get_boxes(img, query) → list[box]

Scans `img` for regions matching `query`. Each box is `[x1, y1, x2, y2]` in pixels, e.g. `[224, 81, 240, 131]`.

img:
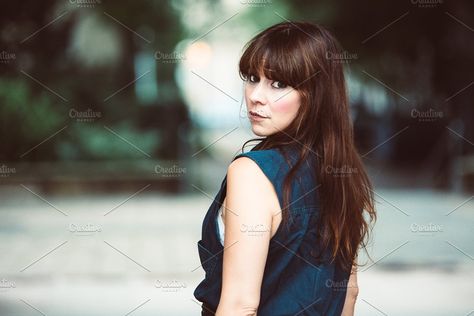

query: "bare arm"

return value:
[215, 157, 275, 316]
[341, 264, 359, 316]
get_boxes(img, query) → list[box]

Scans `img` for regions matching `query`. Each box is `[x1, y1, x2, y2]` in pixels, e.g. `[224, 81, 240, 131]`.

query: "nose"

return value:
[248, 81, 267, 105]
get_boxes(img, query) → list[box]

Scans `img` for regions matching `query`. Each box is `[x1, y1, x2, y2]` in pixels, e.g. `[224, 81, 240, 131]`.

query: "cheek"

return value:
[271, 92, 301, 116]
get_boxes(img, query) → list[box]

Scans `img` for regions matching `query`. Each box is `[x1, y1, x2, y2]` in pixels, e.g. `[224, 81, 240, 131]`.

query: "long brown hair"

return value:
[238, 21, 376, 272]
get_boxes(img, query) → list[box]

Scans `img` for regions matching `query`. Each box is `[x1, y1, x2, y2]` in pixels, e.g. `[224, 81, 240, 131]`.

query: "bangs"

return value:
[239, 28, 310, 88]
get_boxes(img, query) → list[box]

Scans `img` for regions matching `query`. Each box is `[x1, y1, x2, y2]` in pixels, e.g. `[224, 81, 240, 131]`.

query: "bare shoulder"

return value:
[227, 157, 267, 185]
[225, 156, 283, 239]
[227, 156, 281, 217]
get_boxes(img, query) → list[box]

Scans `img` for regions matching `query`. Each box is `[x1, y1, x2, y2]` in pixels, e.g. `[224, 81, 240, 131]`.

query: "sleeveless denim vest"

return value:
[194, 144, 350, 316]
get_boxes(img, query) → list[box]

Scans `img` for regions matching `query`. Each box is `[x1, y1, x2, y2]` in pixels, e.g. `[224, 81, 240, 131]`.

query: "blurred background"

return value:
[0, 0, 473, 315]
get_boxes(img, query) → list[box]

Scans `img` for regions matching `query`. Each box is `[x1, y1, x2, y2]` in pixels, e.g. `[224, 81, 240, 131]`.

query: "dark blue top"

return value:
[194, 144, 350, 315]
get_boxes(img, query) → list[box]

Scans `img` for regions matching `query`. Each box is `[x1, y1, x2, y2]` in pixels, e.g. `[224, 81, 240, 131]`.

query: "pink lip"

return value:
[249, 115, 266, 122]
[249, 111, 269, 122]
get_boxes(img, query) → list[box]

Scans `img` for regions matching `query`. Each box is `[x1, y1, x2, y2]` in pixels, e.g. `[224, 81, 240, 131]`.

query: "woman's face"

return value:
[244, 72, 301, 136]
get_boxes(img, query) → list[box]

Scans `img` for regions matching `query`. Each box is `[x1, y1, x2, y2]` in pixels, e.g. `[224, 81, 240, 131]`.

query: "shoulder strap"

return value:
[229, 147, 319, 211]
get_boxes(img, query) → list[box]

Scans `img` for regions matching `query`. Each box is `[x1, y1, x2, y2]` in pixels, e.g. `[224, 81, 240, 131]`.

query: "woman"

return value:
[194, 21, 376, 316]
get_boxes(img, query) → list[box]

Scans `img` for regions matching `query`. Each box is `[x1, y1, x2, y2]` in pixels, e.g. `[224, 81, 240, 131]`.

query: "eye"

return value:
[249, 74, 259, 83]
[271, 81, 288, 89]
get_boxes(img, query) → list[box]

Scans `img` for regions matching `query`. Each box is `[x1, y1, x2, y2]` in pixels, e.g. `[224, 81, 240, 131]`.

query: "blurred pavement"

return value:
[0, 184, 473, 315]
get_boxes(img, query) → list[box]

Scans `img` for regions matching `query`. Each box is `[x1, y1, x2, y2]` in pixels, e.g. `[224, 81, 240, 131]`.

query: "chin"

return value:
[250, 126, 267, 137]
[251, 126, 274, 137]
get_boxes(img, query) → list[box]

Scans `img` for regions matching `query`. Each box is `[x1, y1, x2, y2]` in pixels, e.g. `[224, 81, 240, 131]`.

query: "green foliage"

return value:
[58, 123, 160, 160]
[0, 78, 63, 161]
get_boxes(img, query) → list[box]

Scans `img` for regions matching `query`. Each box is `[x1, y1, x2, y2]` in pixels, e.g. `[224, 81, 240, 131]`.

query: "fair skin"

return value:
[215, 72, 358, 315]
[244, 72, 301, 137]
[341, 264, 359, 316]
